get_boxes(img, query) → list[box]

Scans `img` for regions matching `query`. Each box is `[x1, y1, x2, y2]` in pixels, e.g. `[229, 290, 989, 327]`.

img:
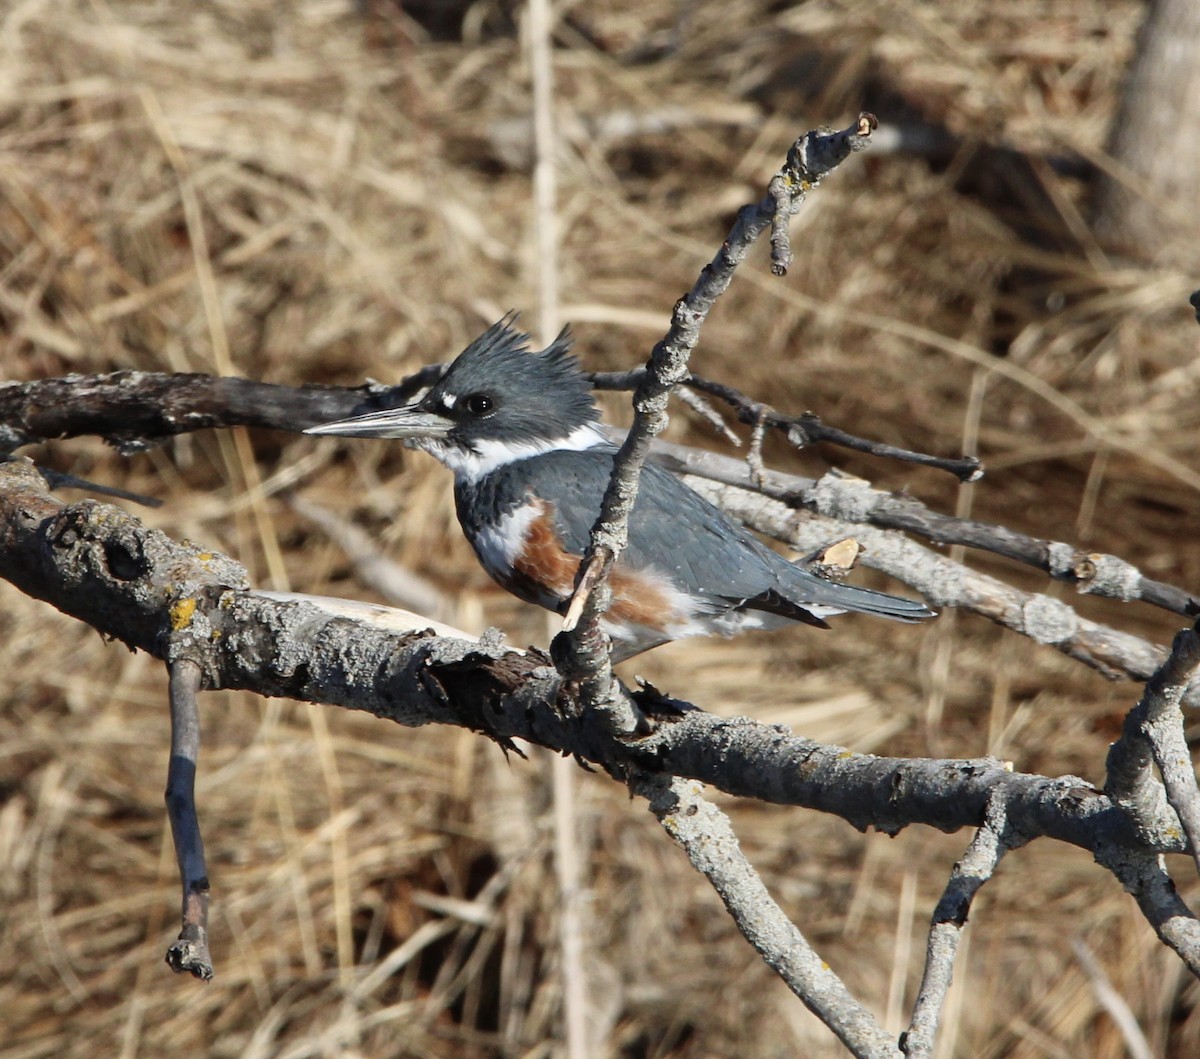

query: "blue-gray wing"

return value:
[470, 448, 930, 624]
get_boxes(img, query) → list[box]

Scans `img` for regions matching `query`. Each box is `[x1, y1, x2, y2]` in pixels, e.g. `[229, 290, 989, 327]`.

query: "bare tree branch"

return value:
[641, 711, 1167, 856]
[4, 450, 1200, 1043]
[557, 114, 882, 736]
[767, 114, 879, 277]
[5, 372, 1190, 624]
[0, 456, 1179, 861]
[1106, 624, 1200, 870]
[647, 439, 1195, 617]
[636, 774, 901, 1059]
[589, 367, 981, 480]
[1095, 846, 1200, 977]
[902, 795, 1027, 1057]
[685, 474, 1198, 702]
[0, 457, 1172, 857]
[0, 372, 369, 455]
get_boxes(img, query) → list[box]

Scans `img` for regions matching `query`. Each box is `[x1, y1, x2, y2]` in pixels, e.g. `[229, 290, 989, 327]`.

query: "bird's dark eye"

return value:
[464, 393, 494, 416]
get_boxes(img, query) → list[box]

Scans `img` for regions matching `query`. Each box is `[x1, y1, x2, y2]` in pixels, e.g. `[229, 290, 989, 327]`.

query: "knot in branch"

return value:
[1021, 595, 1080, 646]
[809, 472, 880, 522]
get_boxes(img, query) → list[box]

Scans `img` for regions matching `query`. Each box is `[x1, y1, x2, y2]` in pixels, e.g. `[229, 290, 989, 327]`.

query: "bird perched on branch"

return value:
[307, 318, 933, 659]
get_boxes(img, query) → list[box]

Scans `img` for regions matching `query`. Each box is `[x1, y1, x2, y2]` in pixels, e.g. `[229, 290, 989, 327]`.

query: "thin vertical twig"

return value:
[163, 659, 213, 979]
[902, 795, 1023, 1057]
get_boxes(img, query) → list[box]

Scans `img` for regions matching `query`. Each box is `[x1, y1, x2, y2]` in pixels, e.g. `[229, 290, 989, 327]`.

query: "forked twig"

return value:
[589, 369, 982, 481]
[684, 373, 982, 482]
[1105, 621, 1200, 872]
[767, 113, 879, 276]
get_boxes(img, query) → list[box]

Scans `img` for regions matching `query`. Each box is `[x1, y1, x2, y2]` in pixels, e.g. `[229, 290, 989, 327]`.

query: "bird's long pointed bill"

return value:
[304, 405, 453, 440]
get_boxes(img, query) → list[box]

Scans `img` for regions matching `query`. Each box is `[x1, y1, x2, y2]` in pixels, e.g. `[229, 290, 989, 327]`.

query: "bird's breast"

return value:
[468, 496, 695, 632]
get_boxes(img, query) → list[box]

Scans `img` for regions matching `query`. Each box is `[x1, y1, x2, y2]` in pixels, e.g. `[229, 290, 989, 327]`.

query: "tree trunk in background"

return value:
[1093, 0, 1200, 265]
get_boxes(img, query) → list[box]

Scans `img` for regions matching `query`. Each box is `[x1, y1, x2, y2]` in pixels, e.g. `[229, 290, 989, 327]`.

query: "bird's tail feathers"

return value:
[778, 570, 934, 624]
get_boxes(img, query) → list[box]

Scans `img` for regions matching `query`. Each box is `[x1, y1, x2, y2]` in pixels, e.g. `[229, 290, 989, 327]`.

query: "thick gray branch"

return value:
[0, 371, 402, 455]
[1096, 846, 1200, 976]
[639, 711, 1170, 856]
[0, 456, 1177, 862]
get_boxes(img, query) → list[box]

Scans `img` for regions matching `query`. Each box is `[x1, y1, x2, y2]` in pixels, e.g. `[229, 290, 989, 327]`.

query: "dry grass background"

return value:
[1, 1, 1199, 1056]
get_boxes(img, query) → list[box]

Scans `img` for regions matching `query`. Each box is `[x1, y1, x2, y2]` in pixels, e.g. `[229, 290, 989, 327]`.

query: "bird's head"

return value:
[306, 316, 604, 479]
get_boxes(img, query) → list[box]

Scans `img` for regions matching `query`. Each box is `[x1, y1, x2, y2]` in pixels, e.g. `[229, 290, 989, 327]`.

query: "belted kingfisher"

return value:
[306, 318, 933, 659]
